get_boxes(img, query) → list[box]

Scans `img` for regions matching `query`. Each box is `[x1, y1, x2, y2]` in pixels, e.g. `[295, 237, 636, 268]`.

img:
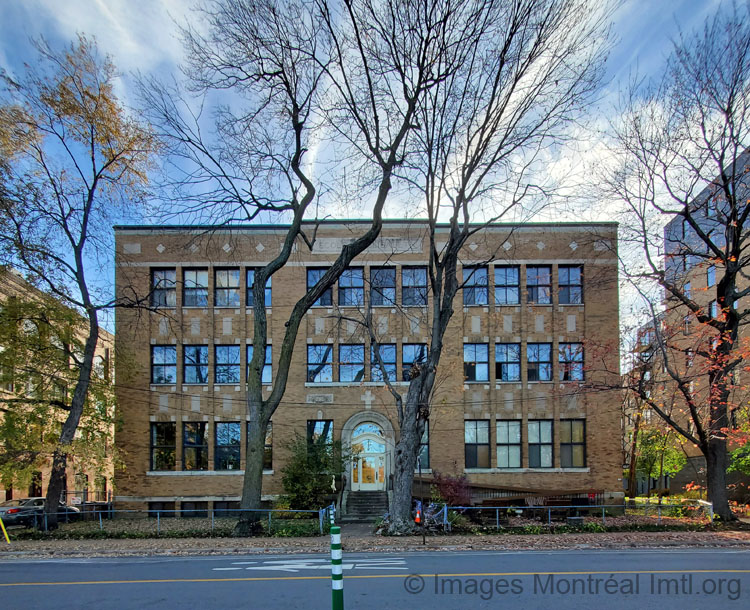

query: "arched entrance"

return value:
[342, 411, 395, 495]
[351, 423, 386, 491]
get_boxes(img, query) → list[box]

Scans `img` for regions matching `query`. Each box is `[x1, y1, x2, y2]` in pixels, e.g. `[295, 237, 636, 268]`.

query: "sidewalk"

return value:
[2, 529, 750, 560]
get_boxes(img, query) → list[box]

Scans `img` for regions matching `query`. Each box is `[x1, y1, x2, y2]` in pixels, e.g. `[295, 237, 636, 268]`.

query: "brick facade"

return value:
[114, 221, 623, 510]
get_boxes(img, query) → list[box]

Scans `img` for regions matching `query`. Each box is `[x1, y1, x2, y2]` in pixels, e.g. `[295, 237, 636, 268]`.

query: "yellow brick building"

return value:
[113, 220, 622, 513]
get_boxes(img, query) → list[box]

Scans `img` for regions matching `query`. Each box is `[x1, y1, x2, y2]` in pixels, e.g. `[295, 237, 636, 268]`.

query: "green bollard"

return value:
[330, 525, 343, 609]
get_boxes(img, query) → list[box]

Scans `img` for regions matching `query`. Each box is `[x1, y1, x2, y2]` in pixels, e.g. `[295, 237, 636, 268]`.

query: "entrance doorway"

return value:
[351, 423, 386, 491]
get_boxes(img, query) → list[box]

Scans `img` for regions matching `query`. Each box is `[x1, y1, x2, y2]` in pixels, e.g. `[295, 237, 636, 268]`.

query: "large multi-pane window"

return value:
[151, 345, 177, 384]
[528, 420, 553, 468]
[560, 419, 586, 467]
[402, 343, 428, 381]
[463, 266, 488, 306]
[526, 265, 551, 304]
[307, 344, 333, 383]
[371, 343, 397, 382]
[247, 422, 273, 470]
[150, 422, 176, 470]
[465, 420, 490, 468]
[215, 422, 241, 470]
[307, 420, 333, 446]
[183, 422, 208, 470]
[215, 345, 241, 384]
[496, 420, 521, 468]
[338, 268, 364, 306]
[494, 266, 520, 305]
[183, 345, 208, 384]
[559, 343, 584, 381]
[151, 268, 176, 307]
[339, 344, 365, 382]
[418, 425, 430, 469]
[183, 268, 208, 307]
[247, 344, 273, 384]
[307, 268, 333, 307]
[527, 343, 552, 381]
[402, 266, 428, 306]
[495, 343, 521, 382]
[558, 265, 583, 304]
[215, 268, 240, 308]
[370, 267, 396, 306]
[246, 268, 272, 307]
[464, 343, 489, 382]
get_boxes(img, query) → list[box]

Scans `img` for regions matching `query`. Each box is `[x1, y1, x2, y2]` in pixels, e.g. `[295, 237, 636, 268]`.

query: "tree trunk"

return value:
[235, 405, 268, 536]
[627, 410, 642, 498]
[44, 313, 99, 529]
[705, 435, 733, 521]
[388, 402, 422, 534]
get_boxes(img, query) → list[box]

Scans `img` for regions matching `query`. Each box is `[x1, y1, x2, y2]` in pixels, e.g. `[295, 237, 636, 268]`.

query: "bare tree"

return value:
[333, 0, 612, 532]
[0, 36, 157, 526]
[140, 0, 484, 533]
[602, 4, 750, 520]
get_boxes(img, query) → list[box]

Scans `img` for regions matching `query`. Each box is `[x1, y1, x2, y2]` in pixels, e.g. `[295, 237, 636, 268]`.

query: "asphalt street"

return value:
[1, 548, 748, 609]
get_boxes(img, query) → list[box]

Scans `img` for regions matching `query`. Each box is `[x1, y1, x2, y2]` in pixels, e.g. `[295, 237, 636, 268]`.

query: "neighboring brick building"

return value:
[113, 220, 622, 513]
[0, 266, 115, 503]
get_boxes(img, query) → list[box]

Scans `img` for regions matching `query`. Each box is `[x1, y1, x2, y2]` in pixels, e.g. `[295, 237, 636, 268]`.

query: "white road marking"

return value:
[212, 556, 408, 573]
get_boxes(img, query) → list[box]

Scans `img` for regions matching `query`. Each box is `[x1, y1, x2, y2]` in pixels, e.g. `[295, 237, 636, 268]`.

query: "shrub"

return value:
[431, 471, 471, 506]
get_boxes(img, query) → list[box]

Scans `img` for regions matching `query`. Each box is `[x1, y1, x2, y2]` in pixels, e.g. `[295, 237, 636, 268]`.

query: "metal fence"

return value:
[24, 504, 337, 536]
[430, 500, 714, 532]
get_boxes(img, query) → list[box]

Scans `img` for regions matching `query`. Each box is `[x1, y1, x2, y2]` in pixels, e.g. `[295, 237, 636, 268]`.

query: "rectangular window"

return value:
[560, 419, 586, 467]
[247, 422, 273, 470]
[495, 343, 521, 382]
[183, 422, 208, 471]
[215, 345, 241, 384]
[707, 265, 716, 287]
[151, 345, 177, 384]
[214, 268, 240, 308]
[183, 268, 208, 307]
[528, 420, 553, 468]
[371, 343, 397, 382]
[494, 266, 519, 305]
[338, 268, 364, 307]
[339, 344, 365, 382]
[402, 266, 428, 306]
[370, 267, 396, 306]
[684, 281, 692, 299]
[558, 265, 583, 304]
[307, 420, 333, 446]
[307, 344, 333, 383]
[559, 343, 584, 381]
[527, 343, 552, 381]
[709, 300, 718, 318]
[496, 420, 521, 468]
[307, 268, 333, 307]
[215, 422, 241, 470]
[151, 268, 176, 307]
[418, 425, 430, 469]
[464, 343, 489, 382]
[246, 268, 272, 307]
[150, 422, 176, 470]
[183, 345, 208, 384]
[247, 344, 272, 384]
[463, 266, 488, 306]
[402, 343, 428, 381]
[464, 420, 490, 468]
[527, 266, 551, 304]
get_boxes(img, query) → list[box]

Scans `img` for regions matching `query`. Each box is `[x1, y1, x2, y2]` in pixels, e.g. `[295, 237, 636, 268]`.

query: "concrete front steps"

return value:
[341, 491, 389, 523]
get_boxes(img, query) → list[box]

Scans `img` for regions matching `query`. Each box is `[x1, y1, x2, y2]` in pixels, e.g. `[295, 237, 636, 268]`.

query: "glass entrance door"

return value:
[351, 423, 386, 491]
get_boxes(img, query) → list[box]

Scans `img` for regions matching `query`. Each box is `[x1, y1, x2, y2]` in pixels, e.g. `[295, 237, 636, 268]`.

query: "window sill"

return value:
[245, 307, 272, 312]
[414, 468, 432, 474]
[495, 380, 521, 385]
[147, 470, 274, 476]
[493, 303, 520, 307]
[526, 303, 552, 307]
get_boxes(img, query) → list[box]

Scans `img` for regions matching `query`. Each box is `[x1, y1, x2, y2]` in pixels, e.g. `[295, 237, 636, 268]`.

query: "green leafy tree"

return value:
[0, 292, 115, 495]
[635, 426, 687, 497]
[280, 434, 350, 510]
